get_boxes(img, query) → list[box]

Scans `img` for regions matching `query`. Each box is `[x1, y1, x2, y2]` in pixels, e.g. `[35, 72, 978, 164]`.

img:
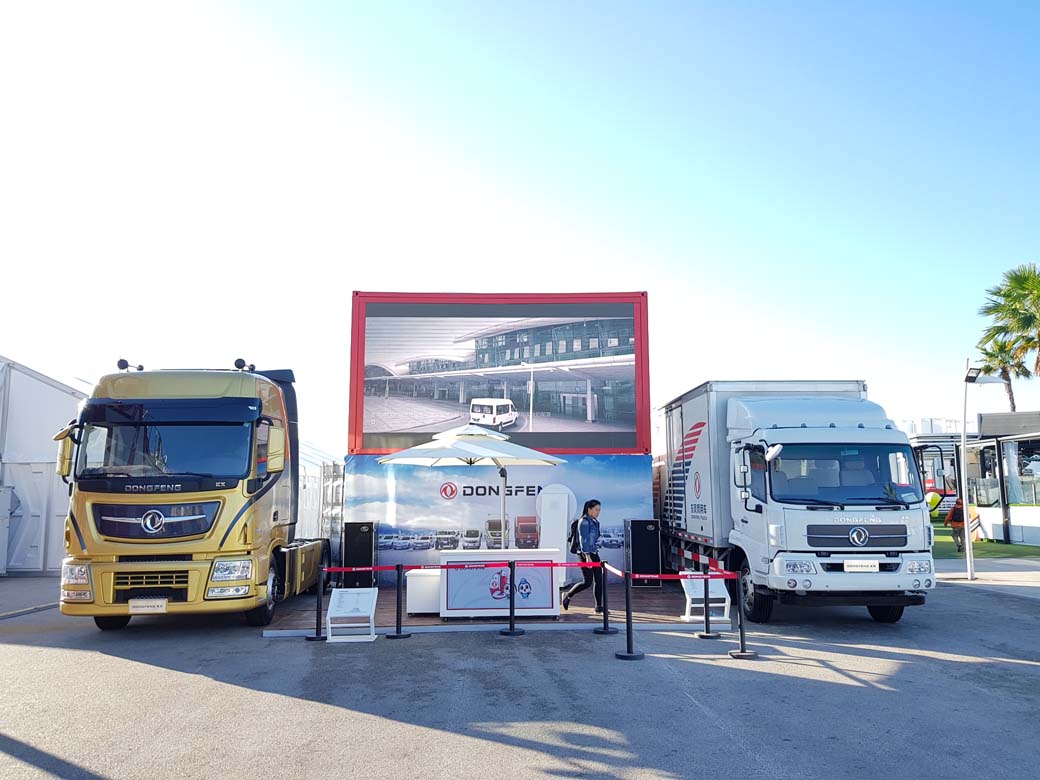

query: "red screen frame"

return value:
[348, 291, 650, 455]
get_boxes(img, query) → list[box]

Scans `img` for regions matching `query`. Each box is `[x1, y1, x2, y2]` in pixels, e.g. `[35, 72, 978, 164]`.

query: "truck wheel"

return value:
[94, 616, 131, 631]
[246, 560, 282, 627]
[739, 560, 773, 624]
[867, 605, 904, 623]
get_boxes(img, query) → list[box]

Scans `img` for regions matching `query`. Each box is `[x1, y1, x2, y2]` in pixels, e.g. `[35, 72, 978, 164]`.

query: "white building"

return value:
[0, 356, 87, 574]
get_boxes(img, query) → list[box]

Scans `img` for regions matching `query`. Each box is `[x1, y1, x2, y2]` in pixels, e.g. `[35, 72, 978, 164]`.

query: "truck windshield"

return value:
[769, 443, 924, 506]
[76, 422, 253, 478]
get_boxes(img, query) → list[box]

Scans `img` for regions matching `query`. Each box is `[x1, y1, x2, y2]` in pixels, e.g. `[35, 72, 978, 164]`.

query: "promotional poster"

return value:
[345, 454, 654, 584]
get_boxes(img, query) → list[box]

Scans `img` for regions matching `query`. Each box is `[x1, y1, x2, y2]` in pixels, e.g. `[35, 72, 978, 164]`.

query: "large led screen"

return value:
[349, 293, 650, 454]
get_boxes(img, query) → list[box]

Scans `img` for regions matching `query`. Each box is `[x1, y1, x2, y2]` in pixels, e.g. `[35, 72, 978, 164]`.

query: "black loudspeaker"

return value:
[625, 519, 661, 588]
[341, 522, 375, 588]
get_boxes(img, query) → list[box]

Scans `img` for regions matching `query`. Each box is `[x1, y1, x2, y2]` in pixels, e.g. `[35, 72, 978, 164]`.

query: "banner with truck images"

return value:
[344, 454, 653, 584]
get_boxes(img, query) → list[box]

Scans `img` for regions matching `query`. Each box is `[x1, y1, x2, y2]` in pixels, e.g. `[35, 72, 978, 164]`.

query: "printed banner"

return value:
[344, 454, 653, 584]
[444, 561, 554, 611]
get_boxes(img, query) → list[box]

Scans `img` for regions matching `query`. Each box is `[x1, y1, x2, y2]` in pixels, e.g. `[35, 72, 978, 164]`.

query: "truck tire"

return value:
[246, 558, 282, 627]
[94, 616, 131, 631]
[739, 559, 774, 624]
[867, 605, 904, 623]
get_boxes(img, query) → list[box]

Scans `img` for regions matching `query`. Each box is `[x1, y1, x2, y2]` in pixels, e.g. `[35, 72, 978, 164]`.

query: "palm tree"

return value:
[979, 262, 1040, 372]
[977, 337, 1031, 412]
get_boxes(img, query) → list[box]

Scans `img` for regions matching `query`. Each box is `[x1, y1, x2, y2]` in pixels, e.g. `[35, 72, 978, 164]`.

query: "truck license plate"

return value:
[128, 598, 168, 614]
[843, 560, 880, 573]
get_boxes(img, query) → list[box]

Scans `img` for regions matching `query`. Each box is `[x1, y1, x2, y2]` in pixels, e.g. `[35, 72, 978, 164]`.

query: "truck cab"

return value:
[514, 516, 539, 548]
[54, 366, 328, 630]
[728, 398, 934, 622]
[484, 516, 505, 549]
[435, 529, 460, 550]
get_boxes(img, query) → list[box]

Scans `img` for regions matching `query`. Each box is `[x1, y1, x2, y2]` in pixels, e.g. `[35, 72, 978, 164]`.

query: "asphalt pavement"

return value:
[1, 577, 1038, 780]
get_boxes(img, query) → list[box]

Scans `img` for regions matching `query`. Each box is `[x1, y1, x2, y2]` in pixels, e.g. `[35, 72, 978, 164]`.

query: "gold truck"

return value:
[54, 364, 329, 630]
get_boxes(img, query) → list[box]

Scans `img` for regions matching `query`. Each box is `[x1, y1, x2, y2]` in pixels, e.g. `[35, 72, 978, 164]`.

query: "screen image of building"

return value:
[363, 316, 637, 435]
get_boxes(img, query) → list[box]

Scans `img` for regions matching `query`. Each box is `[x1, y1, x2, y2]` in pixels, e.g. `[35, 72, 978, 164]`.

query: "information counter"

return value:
[438, 548, 563, 618]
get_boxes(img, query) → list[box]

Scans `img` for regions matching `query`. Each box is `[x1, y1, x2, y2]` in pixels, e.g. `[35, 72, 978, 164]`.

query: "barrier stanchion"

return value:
[728, 572, 757, 660]
[696, 574, 720, 639]
[500, 560, 525, 637]
[615, 570, 644, 661]
[593, 560, 617, 635]
[386, 563, 411, 640]
[305, 567, 325, 641]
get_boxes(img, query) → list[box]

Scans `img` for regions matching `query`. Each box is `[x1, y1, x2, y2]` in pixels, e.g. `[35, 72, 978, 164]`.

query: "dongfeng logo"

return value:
[141, 510, 166, 534]
[440, 482, 458, 500]
[848, 527, 870, 547]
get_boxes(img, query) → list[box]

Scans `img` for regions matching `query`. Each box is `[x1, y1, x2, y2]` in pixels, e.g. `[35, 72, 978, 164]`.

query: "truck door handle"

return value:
[273, 511, 279, 523]
[740, 518, 749, 524]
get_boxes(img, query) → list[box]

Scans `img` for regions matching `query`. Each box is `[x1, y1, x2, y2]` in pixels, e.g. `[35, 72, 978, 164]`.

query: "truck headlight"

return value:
[906, 561, 932, 574]
[61, 589, 93, 602]
[212, 559, 253, 582]
[61, 563, 90, 585]
[784, 561, 817, 574]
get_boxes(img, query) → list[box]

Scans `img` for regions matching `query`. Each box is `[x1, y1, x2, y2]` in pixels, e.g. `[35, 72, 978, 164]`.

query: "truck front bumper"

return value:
[58, 557, 266, 617]
[763, 552, 936, 604]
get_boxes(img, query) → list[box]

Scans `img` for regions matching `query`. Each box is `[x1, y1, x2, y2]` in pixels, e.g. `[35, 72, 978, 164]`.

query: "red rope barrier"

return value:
[631, 571, 737, 581]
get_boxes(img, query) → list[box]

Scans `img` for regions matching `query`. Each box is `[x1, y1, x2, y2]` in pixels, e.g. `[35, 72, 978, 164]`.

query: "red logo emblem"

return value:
[440, 482, 458, 500]
[694, 472, 702, 499]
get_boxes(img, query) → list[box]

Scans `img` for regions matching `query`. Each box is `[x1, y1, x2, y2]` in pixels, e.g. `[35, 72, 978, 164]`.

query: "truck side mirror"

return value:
[53, 425, 76, 478]
[734, 454, 749, 488]
[266, 426, 286, 474]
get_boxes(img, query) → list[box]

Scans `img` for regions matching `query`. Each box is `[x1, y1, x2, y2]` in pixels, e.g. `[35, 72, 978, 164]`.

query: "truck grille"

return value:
[93, 502, 220, 540]
[114, 571, 190, 588]
[806, 524, 907, 548]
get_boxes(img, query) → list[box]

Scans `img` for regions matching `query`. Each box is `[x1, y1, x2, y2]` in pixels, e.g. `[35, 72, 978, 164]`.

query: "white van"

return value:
[469, 398, 519, 431]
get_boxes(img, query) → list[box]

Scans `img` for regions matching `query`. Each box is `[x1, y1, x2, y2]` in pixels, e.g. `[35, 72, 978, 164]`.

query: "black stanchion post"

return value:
[615, 569, 644, 660]
[728, 572, 757, 660]
[696, 574, 719, 639]
[500, 559, 525, 637]
[594, 560, 617, 635]
[305, 567, 325, 641]
[386, 563, 411, 639]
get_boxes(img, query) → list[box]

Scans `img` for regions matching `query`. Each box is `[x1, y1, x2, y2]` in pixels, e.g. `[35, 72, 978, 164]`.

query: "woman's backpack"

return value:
[567, 517, 581, 554]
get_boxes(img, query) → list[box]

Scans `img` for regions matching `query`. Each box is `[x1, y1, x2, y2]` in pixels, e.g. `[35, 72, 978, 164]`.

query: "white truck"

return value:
[661, 381, 935, 624]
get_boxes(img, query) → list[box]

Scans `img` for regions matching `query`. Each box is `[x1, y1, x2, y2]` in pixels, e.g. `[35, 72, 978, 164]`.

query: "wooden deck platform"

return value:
[270, 582, 731, 632]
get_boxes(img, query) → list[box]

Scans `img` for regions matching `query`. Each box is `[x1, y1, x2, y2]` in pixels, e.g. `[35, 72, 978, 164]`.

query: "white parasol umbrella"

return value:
[377, 424, 564, 549]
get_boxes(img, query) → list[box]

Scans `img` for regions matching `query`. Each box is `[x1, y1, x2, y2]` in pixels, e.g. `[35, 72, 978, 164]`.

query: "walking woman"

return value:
[563, 499, 603, 612]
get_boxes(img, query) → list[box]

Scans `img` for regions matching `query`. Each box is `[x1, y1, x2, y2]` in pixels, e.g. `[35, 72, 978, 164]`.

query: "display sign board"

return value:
[349, 292, 650, 454]
[444, 560, 554, 612]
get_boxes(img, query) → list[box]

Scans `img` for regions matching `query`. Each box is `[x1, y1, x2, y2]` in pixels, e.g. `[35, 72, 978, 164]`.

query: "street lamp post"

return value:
[961, 362, 1009, 581]
[520, 361, 534, 432]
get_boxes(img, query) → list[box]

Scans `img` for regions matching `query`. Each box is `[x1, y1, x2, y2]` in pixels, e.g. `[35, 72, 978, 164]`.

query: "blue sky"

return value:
[1, 2, 1037, 453]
